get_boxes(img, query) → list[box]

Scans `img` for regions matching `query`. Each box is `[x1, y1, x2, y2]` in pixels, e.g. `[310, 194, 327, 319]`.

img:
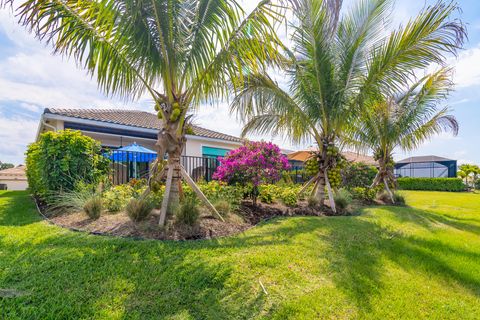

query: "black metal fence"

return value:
[108, 152, 307, 185]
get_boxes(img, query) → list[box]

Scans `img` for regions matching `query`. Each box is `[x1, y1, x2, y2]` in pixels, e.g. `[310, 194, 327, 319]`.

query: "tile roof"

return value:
[342, 151, 378, 166]
[396, 155, 455, 164]
[44, 108, 242, 143]
[287, 150, 378, 166]
[0, 165, 26, 180]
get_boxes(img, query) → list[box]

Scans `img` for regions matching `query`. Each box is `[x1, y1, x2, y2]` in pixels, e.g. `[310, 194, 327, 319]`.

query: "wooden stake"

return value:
[298, 173, 320, 196]
[159, 165, 174, 225]
[180, 166, 225, 222]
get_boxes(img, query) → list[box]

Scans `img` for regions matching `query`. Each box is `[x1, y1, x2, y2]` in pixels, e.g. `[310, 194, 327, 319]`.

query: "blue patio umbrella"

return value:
[106, 143, 157, 178]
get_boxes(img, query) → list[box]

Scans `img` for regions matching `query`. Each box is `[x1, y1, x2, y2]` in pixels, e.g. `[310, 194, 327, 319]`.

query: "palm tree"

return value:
[3, 0, 286, 224]
[352, 68, 459, 203]
[458, 164, 480, 187]
[231, 0, 465, 212]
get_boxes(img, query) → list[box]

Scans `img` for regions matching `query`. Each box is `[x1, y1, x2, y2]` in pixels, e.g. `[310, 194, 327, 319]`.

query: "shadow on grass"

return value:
[1, 192, 480, 318]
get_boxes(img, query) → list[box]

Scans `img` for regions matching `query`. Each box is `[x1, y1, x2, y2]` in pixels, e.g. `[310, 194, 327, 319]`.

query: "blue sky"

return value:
[0, 0, 479, 165]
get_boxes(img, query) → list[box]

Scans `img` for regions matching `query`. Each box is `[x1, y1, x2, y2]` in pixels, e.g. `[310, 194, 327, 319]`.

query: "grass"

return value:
[0, 190, 479, 319]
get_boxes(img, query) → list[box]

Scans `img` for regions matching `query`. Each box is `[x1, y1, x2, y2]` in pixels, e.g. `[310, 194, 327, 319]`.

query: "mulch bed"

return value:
[39, 199, 336, 241]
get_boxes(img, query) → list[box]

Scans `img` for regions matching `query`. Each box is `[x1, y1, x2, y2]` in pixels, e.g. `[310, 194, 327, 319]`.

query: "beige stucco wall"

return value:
[184, 138, 241, 157]
[0, 179, 28, 191]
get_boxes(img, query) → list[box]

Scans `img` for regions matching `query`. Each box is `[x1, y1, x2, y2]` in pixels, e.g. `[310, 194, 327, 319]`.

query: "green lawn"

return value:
[1, 191, 479, 319]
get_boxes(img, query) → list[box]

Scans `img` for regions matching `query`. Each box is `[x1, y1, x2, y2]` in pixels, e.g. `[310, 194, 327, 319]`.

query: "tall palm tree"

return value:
[3, 0, 286, 224]
[231, 0, 465, 212]
[352, 68, 459, 203]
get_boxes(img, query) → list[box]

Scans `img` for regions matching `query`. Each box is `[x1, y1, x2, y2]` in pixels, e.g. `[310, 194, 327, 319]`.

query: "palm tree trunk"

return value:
[324, 169, 336, 213]
[383, 177, 395, 204]
[315, 170, 326, 207]
[155, 123, 185, 224]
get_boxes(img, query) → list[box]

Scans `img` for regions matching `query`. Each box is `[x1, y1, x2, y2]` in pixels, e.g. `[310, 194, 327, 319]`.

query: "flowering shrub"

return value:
[213, 141, 290, 185]
[213, 141, 290, 204]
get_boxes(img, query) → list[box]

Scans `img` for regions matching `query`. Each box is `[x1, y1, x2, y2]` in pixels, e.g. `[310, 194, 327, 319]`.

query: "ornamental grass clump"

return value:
[126, 197, 153, 222]
[83, 196, 103, 220]
[213, 141, 290, 205]
[176, 197, 200, 226]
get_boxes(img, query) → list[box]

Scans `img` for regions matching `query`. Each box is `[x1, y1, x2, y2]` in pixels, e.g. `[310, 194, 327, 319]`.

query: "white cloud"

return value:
[0, 116, 38, 165]
[451, 44, 480, 88]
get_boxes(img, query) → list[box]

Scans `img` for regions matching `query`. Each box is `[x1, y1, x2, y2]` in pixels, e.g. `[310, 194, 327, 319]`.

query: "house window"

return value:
[202, 146, 230, 159]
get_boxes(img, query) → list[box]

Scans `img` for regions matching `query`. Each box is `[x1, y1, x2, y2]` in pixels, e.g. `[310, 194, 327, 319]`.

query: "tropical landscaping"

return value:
[1, 190, 480, 318]
[1, 0, 480, 318]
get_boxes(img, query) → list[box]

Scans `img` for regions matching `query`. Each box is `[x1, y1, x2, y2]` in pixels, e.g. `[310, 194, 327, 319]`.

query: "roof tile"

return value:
[45, 108, 242, 143]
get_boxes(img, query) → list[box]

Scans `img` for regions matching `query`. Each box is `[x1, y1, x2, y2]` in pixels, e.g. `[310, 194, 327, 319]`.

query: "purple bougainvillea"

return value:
[213, 141, 290, 187]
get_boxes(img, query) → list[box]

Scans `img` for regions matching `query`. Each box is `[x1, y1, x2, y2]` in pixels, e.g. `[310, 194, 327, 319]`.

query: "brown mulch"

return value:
[43, 200, 338, 241]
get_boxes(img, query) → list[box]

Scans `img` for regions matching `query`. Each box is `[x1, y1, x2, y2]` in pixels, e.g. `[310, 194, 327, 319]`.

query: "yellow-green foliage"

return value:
[25, 130, 110, 199]
[280, 188, 298, 207]
[103, 185, 134, 212]
[259, 184, 279, 204]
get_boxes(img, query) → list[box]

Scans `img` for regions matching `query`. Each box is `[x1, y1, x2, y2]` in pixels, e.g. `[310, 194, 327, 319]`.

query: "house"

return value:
[36, 108, 244, 183]
[0, 165, 28, 190]
[287, 149, 377, 166]
[394, 155, 457, 178]
[36, 108, 243, 157]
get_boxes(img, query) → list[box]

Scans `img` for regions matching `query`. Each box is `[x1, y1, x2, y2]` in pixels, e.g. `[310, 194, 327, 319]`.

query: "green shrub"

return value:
[214, 200, 231, 217]
[351, 187, 377, 203]
[176, 196, 200, 226]
[397, 178, 465, 192]
[83, 196, 103, 219]
[198, 181, 244, 209]
[475, 179, 480, 190]
[281, 188, 298, 207]
[334, 189, 352, 210]
[26, 130, 110, 200]
[126, 198, 153, 222]
[342, 162, 378, 189]
[103, 184, 134, 212]
[258, 184, 278, 204]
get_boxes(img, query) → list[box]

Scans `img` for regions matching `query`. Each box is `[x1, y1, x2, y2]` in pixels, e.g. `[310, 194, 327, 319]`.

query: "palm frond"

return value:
[363, 1, 466, 96]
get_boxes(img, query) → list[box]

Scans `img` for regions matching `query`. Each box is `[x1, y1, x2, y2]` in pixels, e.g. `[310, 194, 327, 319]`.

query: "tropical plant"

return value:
[4, 0, 286, 224]
[26, 130, 110, 200]
[213, 141, 290, 204]
[103, 184, 135, 212]
[458, 164, 480, 187]
[352, 68, 460, 203]
[231, 0, 465, 212]
[342, 162, 378, 189]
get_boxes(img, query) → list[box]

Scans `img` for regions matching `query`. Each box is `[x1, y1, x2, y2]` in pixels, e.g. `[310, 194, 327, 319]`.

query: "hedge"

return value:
[397, 177, 466, 192]
[26, 130, 110, 199]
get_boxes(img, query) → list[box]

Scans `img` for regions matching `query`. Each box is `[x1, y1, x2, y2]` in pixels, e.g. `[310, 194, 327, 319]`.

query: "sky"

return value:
[0, 0, 479, 165]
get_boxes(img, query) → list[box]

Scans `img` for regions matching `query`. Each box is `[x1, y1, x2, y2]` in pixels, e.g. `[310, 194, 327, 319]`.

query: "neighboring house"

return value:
[36, 108, 243, 158]
[394, 156, 457, 178]
[287, 149, 377, 167]
[0, 165, 28, 190]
